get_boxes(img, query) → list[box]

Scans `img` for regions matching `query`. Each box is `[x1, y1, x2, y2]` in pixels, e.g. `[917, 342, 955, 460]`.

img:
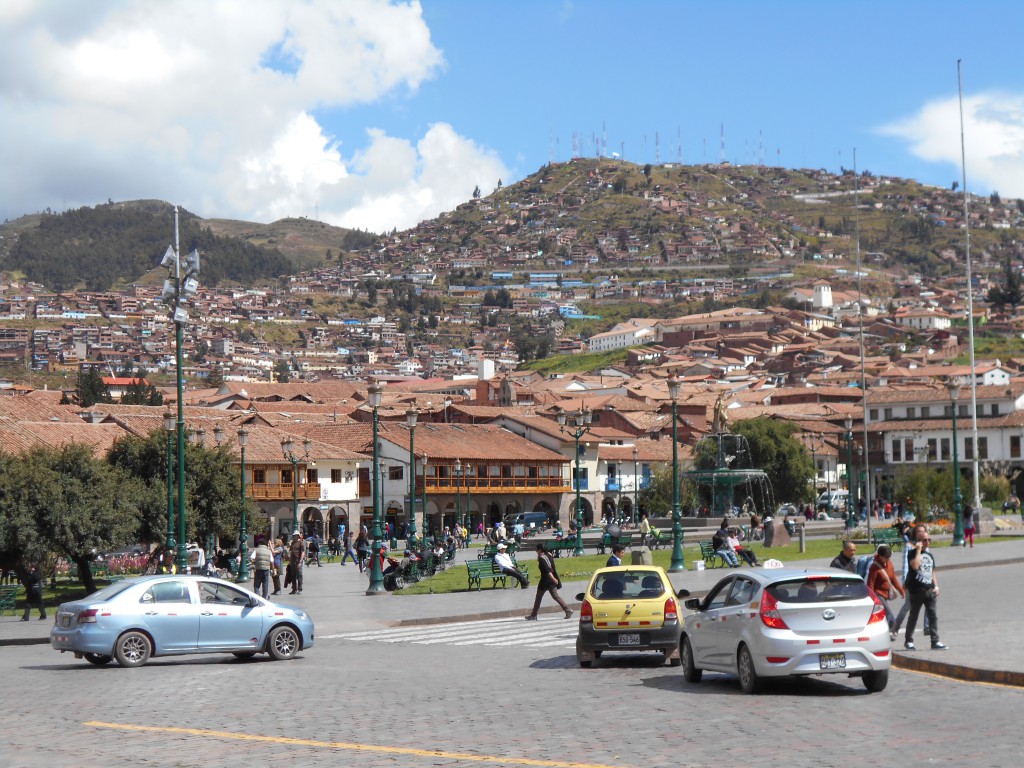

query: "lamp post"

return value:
[948, 380, 965, 546]
[209, 425, 224, 561]
[406, 408, 418, 546]
[366, 383, 386, 595]
[667, 375, 685, 572]
[282, 436, 313, 535]
[163, 411, 176, 555]
[236, 427, 250, 582]
[845, 416, 856, 530]
[805, 432, 819, 504]
[454, 458, 462, 538]
[464, 462, 473, 541]
[159, 207, 200, 572]
[633, 446, 640, 526]
[557, 406, 593, 556]
[421, 454, 429, 543]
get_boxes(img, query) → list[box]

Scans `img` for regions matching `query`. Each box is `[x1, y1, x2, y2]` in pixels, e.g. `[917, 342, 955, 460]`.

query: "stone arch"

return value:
[601, 497, 617, 521]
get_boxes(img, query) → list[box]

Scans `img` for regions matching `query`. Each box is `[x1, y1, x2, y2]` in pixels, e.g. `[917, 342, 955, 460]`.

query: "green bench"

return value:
[0, 584, 19, 615]
[478, 542, 517, 559]
[546, 539, 578, 558]
[467, 559, 509, 590]
[699, 541, 732, 569]
[596, 531, 635, 554]
[644, 530, 668, 549]
[870, 527, 905, 551]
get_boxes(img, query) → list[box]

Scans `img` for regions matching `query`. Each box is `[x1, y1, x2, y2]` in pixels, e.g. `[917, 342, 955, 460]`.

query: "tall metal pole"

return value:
[668, 376, 685, 572]
[949, 381, 965, 546]
[236, 428, 250, 582]
[454, 458, 462, 539]
[464, 462, 472, 542]
[421, 454, 429, 542]
[557, 407, 591, 557]
[406, 409, 418, 545]
[164, 412, 176, 554]
[845, 417, 856, 530]
[810, 433, 818, 504]
[366, 383, 386, 594]
[633, 446, 639, 526]
[175, 320, 187, 572]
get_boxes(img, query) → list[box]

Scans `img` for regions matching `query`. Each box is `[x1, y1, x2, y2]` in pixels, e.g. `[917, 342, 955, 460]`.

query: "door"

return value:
[690, 577, 734, 668]
[196, 581, 264, 651]
[718, 577, 757, 665]
[138, 579, 201, 654]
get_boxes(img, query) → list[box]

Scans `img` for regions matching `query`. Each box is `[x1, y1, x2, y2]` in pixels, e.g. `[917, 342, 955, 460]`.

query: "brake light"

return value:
[867, 592, 887, 625]
[664, 597, 678, 621]
[77, 609, 98, 624]
[579, 600, 593, 624]
[759, 591, 789, 629]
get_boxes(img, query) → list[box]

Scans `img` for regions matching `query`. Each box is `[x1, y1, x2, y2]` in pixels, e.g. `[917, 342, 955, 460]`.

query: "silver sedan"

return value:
[680, 568, 891, 693]
[50, 575, 314, 668]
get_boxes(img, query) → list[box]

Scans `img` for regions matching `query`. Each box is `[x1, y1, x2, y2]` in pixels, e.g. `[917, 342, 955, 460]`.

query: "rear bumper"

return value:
[749, 631, 892, 677]
[577, 622, 681, 653]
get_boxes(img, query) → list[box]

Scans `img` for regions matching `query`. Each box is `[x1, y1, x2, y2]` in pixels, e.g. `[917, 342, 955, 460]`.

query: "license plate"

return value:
[617, 633, 641, 646]
[819, 652, 846, 670]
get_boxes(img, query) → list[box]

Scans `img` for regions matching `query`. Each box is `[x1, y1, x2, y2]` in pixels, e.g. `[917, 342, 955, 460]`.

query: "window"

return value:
[282, 468, 293, 485]
[869, 409, 878, 421]
[199, 581, 251, 605]
[331, 468, 342, 483]
[703, 579, 734, 611]
[891, 439, 902, 462]
[884, 408, 893, 420]
[388, 466, 404, 481]
[726, 578, 755, 606]
[252, 468, 266, 484]
[940, 437, 950, 460]
[927, 439, 937, 461]
[978, 437, 988, 460]
[142, 580, 191, 604]
[903, 438, 914, 462]
[992, 403, 1000, 416]
[964, 438, 972, 460]
[1011, 435, 1021, 459]
[906, 407, 916, 419]
[307, 468, 318, 484]
[608, 464, 617, 479]
[921, 406, 931, 418]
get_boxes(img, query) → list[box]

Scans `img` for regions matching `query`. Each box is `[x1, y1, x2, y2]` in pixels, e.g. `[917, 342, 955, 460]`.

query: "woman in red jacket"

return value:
[867, 544, 905, 640]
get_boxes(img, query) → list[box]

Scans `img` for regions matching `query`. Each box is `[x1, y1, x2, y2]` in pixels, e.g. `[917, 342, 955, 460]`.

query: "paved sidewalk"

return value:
[4, 537, 1022, 686]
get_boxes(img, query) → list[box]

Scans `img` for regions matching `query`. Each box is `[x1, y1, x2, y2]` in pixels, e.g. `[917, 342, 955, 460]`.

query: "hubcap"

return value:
[124, 637, 146, 662]
[274, 631, 297, 655]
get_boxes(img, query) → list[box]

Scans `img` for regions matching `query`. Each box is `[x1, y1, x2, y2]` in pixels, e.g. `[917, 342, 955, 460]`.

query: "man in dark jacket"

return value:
[525, 543, 572, 620]
[21, 563, 46, 621]
[830, 541, 857, 572]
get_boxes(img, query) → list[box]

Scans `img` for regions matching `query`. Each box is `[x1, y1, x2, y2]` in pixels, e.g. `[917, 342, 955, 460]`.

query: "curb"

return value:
[0, 636, 50, 647]
[893, 652, 1024, 687]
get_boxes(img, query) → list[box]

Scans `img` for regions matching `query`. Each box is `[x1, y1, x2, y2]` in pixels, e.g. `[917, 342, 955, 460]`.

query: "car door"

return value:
[689, 577, 734, 668]
[196, 580, 264, 651]
[139, 579, 201, 654]
[718, 577, 757, 663]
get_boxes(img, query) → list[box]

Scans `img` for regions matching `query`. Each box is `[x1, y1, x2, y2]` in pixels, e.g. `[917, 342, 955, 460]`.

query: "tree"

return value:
[990, 191, 1002, 206]
[472, 185, 481, 199]
[77, 367, 113, 408]
[729, 418, 812, 505]
[205, 365, 225, 390]
[987, 254, 1023, 310]
[120, 369, 163, 406]
[273, 359, 292, 383]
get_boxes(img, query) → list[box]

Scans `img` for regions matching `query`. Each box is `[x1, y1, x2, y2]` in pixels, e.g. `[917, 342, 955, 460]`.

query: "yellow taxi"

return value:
[574, 565, 689, 668]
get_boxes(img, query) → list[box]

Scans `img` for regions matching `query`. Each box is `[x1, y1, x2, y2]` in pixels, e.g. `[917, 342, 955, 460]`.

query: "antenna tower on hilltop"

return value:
[720, 124, 726, 164]
[572, 131, 578, 160]
[677, 126, 682, 164]
[759, 130, 765, 167]
[655, 131, 660, 165]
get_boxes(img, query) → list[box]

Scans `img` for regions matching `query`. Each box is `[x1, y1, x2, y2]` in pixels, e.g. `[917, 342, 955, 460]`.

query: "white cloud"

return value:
[0, 0, 508, 233]
[880, 92, 1024, 198]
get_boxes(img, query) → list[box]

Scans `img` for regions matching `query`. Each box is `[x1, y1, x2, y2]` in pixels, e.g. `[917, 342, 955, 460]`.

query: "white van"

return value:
[816, 490, 849, 511]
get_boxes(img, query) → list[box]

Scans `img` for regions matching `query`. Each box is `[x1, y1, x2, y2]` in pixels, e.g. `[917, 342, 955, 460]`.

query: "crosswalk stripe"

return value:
[324, 618, 579, 650]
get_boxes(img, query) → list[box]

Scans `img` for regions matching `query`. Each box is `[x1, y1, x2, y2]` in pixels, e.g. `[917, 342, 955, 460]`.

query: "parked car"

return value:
[575, 565, 689, 668]
[680, 568, 890, 693]
[816, 490, 849, 511]
[502, 511, 550, 531]
[50, 575, 314, 668]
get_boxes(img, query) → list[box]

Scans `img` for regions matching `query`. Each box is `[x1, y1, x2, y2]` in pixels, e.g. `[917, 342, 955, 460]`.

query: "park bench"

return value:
[699, 541, 732, 569]
[546, 539, 578, 558]
[467, 558, 509, 590]
[644, 530, 668, 550]
[479, 542, 517, 559]
[596, 531, 636, 554]
[870, 527, 905, 551]
[0, 584, 19, 615]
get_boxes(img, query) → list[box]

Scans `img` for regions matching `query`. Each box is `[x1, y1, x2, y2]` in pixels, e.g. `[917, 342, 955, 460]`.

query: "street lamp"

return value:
[633, 445, 640, 526]
[406, 408, 419, 546]
[464, 461, 473, 540]
[557, 406, 594, 556]
[454, 458, 462, 538]
[421, 453, 429, 543]
[281, 436, 313, 535]
[845, 416, 856, 530]
[236, 427, 250, 582]
[158, 206, 200, 572]
[163, 411, 176, 555]
[366, 382, 386, 595]
[667, 375, 685, 572]
[947, 380, 965, 546]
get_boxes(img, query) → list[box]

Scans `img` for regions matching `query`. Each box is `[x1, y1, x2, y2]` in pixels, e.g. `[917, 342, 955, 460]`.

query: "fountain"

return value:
[682, 395, 777, 528]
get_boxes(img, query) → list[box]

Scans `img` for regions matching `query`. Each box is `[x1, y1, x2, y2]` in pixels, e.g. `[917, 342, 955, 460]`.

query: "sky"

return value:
[2, 0, 1023, 234]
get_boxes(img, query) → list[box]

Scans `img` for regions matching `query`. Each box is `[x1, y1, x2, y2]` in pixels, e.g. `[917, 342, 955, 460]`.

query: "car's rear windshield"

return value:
[592, 571, 665, 600]
[767, 577, 868, 603]
[86, 581, 136, 602]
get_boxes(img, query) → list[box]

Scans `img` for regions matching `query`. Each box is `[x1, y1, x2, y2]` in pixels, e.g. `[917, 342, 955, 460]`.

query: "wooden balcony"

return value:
[248, 483, 322, 502]
[420, 478, 570, 495]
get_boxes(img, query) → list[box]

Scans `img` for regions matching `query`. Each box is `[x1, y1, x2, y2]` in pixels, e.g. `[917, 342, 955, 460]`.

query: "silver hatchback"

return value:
[50, 575, 314, 668]
[680, 568, 891, 693]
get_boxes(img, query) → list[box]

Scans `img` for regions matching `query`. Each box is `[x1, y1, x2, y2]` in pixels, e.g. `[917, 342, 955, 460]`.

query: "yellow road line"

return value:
[84, 721, 630, 768]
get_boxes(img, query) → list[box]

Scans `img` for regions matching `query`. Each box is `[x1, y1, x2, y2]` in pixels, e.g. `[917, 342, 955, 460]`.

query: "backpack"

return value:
[855, 555, 873, 581]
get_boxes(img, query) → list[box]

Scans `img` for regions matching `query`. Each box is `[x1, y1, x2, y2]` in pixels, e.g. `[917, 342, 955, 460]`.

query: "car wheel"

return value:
[267, 625, 300, 660]
[862, 669, 889, 693]
[232, 651, 257, 660]
[84, 653, 112, 667]
[737, 645, 762, 694]
[114, 631, 151, 668]
[681, 637, 702, 683]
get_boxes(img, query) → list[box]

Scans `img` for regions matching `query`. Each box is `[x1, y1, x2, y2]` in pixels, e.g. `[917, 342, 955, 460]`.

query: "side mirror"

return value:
[250, 596, 261, 608]
[676, 588, 691, 598]
[575, 592, 586, 601]
[684, 597, 703, 611]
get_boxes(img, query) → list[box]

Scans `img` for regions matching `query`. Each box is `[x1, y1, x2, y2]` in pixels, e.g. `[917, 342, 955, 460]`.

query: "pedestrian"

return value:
[866, 544, 904, 637]
[355, 530, 370, 573]
[829, 541, 857, 573]
[251, 537, 273, 599]
[340, 529, 357, 566]
[903, 525, 947, 651]
[269, 538, 284, 595]
[307, 535, 321, 567]
[20, 562, 46, 621]
[525, 542, 572, 620]
[288, 531, 306, 594]
[476, 521, 484, 540]
[494, 543, 529, 588]
[606, 544, 625, 567]
[962, 507, 976, 548]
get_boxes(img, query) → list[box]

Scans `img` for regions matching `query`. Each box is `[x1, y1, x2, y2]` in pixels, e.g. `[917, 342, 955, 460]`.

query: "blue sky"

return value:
[2, 1, 1022, 232]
